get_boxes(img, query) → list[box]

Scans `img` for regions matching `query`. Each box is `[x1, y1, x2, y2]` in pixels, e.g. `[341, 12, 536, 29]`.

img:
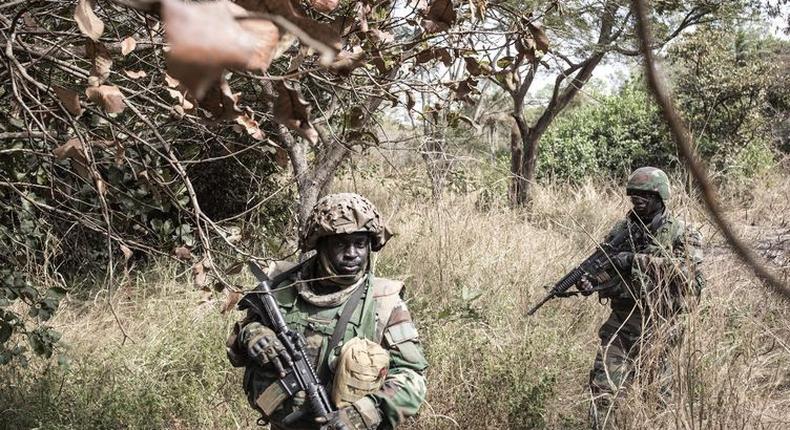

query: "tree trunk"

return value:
[508, 118, 525, 206]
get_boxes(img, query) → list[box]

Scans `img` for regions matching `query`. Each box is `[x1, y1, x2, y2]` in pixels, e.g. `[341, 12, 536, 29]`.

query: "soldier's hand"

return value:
[612, 252, 635, 271]
[247, 332, 284, 368]
[576, 276, 594, 296]
[316, 406, 368, 430]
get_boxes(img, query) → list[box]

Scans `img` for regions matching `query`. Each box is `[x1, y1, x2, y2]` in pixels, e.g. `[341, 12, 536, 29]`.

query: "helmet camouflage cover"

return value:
[300, 193, 392, 252]
[626, 166, 671, 202]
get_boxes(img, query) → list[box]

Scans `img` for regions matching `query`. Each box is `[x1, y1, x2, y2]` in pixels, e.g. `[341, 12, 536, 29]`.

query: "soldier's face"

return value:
[630, 191, 663, 219]
[318, 232, 371, 276]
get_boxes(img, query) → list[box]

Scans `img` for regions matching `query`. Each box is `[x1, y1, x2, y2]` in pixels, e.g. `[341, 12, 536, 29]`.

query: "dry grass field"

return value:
[1, 165, 788, 429]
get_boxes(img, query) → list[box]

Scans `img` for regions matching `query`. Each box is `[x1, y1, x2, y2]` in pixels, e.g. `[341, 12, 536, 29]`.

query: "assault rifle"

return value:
[239, 257, 334, 425]
[526, 214, 662, 316]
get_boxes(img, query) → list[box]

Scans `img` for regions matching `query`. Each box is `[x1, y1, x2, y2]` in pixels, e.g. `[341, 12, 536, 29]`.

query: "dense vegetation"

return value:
[0, 0, 788, 428]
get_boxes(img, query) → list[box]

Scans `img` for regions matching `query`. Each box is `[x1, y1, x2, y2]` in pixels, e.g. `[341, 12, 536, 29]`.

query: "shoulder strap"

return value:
[319, 278, 368, 384]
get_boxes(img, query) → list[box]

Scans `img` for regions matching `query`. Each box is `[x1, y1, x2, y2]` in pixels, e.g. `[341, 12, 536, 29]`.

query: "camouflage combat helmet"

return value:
[300, 193, 392, 252]
[626, 166, 670, 202]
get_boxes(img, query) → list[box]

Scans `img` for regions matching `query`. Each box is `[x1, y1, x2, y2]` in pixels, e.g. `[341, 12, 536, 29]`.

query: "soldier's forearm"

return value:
[370, 367, 428, 428]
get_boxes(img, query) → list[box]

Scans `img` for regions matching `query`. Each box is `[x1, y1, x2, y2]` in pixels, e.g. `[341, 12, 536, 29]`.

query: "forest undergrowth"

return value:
[1, 166, 788, 430]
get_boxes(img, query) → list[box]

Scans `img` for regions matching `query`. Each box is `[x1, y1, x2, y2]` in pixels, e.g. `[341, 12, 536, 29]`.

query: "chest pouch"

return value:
[331, 337, 390, 408]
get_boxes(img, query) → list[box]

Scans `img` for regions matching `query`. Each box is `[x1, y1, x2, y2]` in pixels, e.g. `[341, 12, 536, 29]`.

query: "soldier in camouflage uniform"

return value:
[576, 167, 705, 429]
[226, 193, 428, 430]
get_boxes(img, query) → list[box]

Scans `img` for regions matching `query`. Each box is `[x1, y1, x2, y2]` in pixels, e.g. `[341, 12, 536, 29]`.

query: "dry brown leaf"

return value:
[53, 138, 86, 162]
[162, 0, 280, 98]
[124, 69, 147, 79]
[192, 260, 208, 289]
[120, 36, 137, 56]
[86, 40, 112, 85]
[53, 138, 91, 179]
[53, 85, 84, 117]
[274, 146, 289, 168]
[272, 81, 318, 144]
[329, 46, 366, 75]
[238, 0, 340, 65]
[164, 74, 181, 88]
[165, 87, 195, 110]
[220, 290, 242, 314]
[201, 79, 241, 120]
[86, 85, 125, 113]
[368, 29, 393, 44]
[234, 114, 264, 140]
[119, 243, 133, 261]
[528, 22, 549, 54]
[421, 0, 456, 34]
[174, 245, 192, 260]
[74, 0, 104, 41]
[455, 78, 477, 104]
[114, 142, 125, 167]
[516, 37, 537, 63]
[309, 0, 339, 13]
[464, 57, 482, 76]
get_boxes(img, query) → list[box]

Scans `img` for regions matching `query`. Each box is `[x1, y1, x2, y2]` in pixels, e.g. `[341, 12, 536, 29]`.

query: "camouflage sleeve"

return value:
[634, 225, 705, 301]
[356, 300, 428, 429]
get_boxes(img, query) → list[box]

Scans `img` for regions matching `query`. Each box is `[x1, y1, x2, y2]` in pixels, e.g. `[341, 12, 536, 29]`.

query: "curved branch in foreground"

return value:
[631, 0, 789, 296]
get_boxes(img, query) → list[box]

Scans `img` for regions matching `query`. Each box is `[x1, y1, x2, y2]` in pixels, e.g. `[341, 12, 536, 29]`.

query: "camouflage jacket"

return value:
[226, 262, 428, 430]
[596, 210, 705, 317]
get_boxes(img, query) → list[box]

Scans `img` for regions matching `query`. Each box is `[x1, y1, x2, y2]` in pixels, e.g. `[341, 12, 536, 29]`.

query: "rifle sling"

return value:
[319, 276, 368, 388]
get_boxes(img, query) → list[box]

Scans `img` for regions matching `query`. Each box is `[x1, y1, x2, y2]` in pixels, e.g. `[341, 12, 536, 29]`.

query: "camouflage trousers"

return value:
[588, 304, 680, 429]
[588, 304, 644, 429]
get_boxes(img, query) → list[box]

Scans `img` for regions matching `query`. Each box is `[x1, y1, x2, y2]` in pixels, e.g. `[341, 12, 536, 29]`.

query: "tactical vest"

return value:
[247, 261, 405, 422]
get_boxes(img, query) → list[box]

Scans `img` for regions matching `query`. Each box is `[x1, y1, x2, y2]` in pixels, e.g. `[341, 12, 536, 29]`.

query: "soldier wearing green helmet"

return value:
[226, 193, 428, 430]
[575, 167, 705, 429]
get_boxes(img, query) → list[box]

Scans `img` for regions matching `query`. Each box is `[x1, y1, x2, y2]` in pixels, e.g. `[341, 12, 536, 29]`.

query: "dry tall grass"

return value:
[1, 166, 788, 429]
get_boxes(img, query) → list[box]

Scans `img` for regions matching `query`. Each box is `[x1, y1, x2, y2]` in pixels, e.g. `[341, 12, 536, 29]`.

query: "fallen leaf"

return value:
[165, 87, 195, 111]
[74, 0, 104, 41]
[53, 138, 86, 162]
[85, 85, 125, 113]
[53, 138, 91, 179]
[120, 36, 137, 56]
[235, 114, 264, 140]
[220, 290, 242, 314]
[200, 78, 241, 120]
[124, 69, 147, 79]
[114, 142, 125, 167]
[192, 260, 208, 288]
[274, 146, 289, 168]
[119, 243, 133, 261]
[162, 0, 280, 98]
[421, 0, 456, 33]
[309, 0, 339, 13]
[53, 85, 84, 116]
[86, 40, 112, 85]
[528, 22, 549, 54]
[174, 245, 192, 260]
[164, 74, 180, 88]
[272, 81, 318, 144]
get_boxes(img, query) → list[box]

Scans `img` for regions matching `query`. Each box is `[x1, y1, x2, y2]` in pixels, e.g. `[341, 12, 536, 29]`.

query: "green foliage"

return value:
[0, 286, 253, 429]
[538, 83, 674, 181]
[669, 25, 788, 176]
